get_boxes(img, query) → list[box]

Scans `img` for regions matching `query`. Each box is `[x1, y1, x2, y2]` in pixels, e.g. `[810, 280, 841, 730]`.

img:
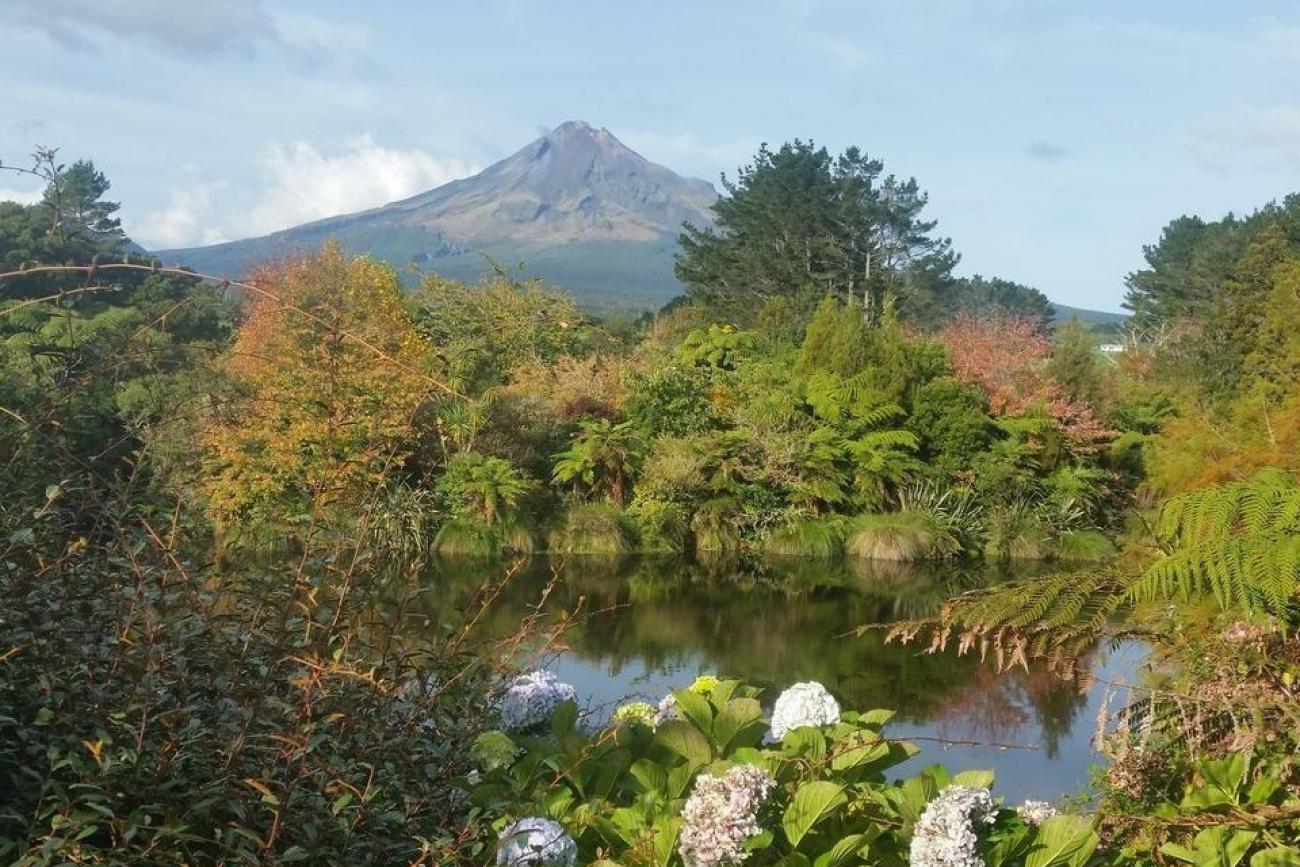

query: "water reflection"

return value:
[413, 555, 1142, 800]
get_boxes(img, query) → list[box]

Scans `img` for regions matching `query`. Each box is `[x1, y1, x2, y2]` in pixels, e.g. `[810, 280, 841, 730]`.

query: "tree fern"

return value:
[1139, 472, 1300, 619]
[876, 570, 1131, 679]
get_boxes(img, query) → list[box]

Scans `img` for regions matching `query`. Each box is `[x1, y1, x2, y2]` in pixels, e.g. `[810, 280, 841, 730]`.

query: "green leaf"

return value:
[673, 689, 715, 734]
[1161, 827, 1258, 867]
[655, 720, 713, 767]
[551, 699, 578, 738]
[714, 698, 764, 754]
[1252, 847, 1300, 867]
[830, 729, 888, 772]
[813, 833, 868, 867]
[782, 781, 846, 847]
[628, 758, 666, 794]
[1024, 815, 1099, 867]
[857, 709, 896, 728]
[952, 769, 995, 789]
[653, 816, 682, 867]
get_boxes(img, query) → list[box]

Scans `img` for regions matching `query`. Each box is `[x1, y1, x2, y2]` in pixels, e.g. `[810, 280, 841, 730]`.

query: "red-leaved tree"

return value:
[939, 312, 1114, 451]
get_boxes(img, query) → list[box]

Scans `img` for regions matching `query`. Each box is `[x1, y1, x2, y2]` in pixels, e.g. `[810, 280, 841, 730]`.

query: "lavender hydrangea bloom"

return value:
[678, 764, 776, 867]
[498, 671, 577, 733]
[495, 817, 577, 866]
[1016, 800, 1058, 825]
[909, 785, 998, 867]
[653, 692, 680, 726]
[768, 681, 840, 741]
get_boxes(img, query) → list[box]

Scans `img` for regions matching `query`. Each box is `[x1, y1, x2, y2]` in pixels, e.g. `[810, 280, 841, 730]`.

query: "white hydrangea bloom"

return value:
[496, 817, 577, 866]
[768, 681, 840, 741]
[1016, 800, 1058, 825]
[678, 764, 776, 867]
[498, 671, 577, 732]
[909, 785, 998, 867]
[653, 692, 680, 726]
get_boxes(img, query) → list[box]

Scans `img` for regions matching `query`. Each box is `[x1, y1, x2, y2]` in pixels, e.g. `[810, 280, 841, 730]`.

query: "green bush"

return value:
[468, 677, 1100, 866]
[762, 517, 844, 558]
[547, 502, 636, 555]
[845, 510, 960, 561]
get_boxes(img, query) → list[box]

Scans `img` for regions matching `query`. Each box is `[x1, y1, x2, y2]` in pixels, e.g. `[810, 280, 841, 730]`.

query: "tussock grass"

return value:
[548, 503, 635, 555]
[763, 518, 844, 558]
[845, 510, 960, 561]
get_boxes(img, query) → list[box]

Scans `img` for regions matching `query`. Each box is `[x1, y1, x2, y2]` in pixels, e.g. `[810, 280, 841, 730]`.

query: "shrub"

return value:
[762, 517, 844, 558]
[1055, 528, 1116, 563]
[467, 677, 1101, 866]
[845, 510, 961, 561]
[627, 494, 690, 553]
[547, 502, 636, 555]
[433, 517, 535, 558]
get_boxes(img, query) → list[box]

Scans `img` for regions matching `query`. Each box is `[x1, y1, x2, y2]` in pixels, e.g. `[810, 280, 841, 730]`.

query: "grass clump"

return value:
[1054, 528, 1116, 562]
[763, 518, 844, 558]
[548, 503, 636, 555]
[845, 510, 960, 561]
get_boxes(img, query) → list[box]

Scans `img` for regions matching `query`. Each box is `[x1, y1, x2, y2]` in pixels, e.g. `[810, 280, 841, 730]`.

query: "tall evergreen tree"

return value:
[676, 141, 956, 323]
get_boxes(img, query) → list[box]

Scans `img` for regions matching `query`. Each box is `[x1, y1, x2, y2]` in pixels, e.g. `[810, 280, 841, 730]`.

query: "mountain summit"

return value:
[159, 122, 719, 307]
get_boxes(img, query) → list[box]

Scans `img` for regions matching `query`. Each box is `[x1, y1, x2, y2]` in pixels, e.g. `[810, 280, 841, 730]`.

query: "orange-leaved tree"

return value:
[204, 243, 437, 529]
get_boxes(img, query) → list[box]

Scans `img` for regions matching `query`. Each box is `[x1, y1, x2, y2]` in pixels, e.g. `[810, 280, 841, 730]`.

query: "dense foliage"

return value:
[4, 141, 1300, 864]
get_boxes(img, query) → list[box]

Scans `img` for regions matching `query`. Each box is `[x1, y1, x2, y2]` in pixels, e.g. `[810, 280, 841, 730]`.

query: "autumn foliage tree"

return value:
[204, 244, 436, 529]
[939, 312, 1113, 451]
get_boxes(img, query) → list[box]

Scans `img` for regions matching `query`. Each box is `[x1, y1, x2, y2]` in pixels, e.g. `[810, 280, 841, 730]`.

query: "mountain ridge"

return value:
[158, 122, 1127, 320]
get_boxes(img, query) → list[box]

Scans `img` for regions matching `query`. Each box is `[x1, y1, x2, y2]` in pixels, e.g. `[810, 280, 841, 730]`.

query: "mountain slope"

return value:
[159, 121, 716, 308]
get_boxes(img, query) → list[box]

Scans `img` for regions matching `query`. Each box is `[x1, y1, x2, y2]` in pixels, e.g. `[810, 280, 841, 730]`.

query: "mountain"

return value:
[160, 122, 1130, 322]
[159, 121, 718, 310]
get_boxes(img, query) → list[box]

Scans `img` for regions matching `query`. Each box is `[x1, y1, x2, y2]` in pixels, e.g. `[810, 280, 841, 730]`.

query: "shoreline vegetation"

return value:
[2, 143, 1299, 863]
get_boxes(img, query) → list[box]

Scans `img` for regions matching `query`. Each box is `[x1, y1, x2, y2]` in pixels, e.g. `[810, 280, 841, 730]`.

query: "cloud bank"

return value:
[131, 136, 477, 249]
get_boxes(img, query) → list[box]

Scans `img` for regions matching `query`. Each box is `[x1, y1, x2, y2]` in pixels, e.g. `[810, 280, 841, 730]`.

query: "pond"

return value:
[415, 555, 1144, 803]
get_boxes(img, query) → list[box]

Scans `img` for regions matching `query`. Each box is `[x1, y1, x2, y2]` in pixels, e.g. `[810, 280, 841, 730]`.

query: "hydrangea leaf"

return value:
[714, 697, 764, 754]
[952, 769, 996, 789]
[782, 780, 846, 846]
[812, 833, 869, 867]
[830, 729, 888, 772]
[1025, 815, 1100, 867]
[656, 720, 712, 768]
[672, 688, 714, 734]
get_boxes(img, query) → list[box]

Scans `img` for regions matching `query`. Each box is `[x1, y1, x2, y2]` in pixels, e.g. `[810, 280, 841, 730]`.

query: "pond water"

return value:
[416, 555, 1144, 803]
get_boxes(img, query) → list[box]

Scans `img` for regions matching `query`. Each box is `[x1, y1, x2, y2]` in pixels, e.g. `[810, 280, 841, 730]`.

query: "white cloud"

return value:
[244, 136, 476, 236]
[1181, 105, 1300, 173]
[815, 36, 868, 71]
[130, 136, 477, 249]
[11, 0, 274, 58]
[134, 181, 230, 248]
[9, 0, 369, 67]
[0, 186, 42, 205]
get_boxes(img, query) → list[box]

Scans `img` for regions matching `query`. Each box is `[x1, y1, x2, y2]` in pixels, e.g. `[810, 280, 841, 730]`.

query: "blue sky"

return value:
[4, 0, 1300, 312]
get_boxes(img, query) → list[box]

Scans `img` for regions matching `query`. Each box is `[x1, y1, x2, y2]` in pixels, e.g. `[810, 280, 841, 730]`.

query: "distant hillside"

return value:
[159, 121, 715, 309]
[1051, 303, 1129, 326]
[159, 122, 1132, 322]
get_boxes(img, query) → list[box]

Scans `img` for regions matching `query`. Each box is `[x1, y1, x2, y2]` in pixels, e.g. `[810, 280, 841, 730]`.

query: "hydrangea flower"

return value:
[768, 681, 840, 741]
[612, 700, 657, 728]
[1016, 800, 1058, 825]
[498, 671, 577, 733]
[471, 729, 521, 772]
[678, 764, 776, 867]
[653, 693, 680, 726]
[495, 817, 578, 866]
[909, 785, 998, 867]
[689, 674, 721, 697]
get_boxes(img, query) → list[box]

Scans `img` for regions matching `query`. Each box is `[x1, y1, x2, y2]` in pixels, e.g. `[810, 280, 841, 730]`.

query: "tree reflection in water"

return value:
[408, 554, 1130, 797]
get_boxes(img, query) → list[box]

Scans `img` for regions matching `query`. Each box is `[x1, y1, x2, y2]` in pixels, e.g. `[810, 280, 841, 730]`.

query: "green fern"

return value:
[1138, 472, 1300, 619]
[878, 570, 1131, 678]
